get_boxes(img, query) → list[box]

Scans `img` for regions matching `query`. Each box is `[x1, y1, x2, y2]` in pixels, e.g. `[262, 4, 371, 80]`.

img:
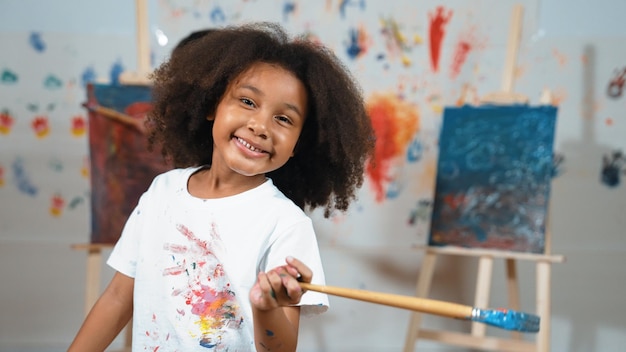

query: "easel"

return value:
[71, 1, 152, 350]
[403, 5, 565, 352]
[71, 243, 132, 352]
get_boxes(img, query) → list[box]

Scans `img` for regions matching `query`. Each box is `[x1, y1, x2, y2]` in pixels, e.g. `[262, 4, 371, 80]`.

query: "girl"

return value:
[69, 22, 375, 351]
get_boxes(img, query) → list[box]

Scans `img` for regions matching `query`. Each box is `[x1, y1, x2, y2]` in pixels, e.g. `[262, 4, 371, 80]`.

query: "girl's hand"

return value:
[249, 256, 312, 311]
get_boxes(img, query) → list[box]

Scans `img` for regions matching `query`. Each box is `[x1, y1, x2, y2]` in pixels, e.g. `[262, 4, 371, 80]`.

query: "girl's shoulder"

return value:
[147, 166, 203, 195]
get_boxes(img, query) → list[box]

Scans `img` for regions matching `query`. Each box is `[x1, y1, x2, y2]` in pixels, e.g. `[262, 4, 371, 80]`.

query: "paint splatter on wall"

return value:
[366, 92, 420, 202]
[428, 6, 453, 73]
[1, 1, 624, 251]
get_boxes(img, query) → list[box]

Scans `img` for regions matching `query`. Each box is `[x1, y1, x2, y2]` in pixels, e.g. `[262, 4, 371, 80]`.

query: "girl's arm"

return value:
[68, 272, 134, 352]
[250, 256, 311, 352]
[252, 305, 300, 351]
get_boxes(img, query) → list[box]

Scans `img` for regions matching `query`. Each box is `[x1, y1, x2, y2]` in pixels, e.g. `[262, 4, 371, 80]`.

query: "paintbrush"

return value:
[299, 282, 539, 333]
[82, 102, 146, 133]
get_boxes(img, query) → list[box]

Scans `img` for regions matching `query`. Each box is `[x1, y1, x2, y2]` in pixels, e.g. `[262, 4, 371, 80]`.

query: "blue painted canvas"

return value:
[429, 105, 558, 253]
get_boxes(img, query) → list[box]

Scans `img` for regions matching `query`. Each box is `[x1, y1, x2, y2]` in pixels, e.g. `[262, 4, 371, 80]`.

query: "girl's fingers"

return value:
[285, 256, 312, 283]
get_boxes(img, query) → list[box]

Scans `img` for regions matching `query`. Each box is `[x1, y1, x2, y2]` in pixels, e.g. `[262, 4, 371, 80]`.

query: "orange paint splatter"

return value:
[81, 156, 90, 178]
[366, 93, 420, 202]
[428, 6, 453, 72]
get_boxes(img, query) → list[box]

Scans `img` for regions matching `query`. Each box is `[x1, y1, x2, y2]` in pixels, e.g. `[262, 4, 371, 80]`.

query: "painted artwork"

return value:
[86, 83, 171, 244]
[429, 105, 558, 254]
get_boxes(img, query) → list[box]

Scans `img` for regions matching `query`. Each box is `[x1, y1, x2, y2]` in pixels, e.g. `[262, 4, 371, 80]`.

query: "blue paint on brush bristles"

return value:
[470, 308, 540, 333]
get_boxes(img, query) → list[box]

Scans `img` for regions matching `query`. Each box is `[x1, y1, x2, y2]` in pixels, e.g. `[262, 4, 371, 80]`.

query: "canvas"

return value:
[429, 105, 558, 254]
[86, 83, 171, 244]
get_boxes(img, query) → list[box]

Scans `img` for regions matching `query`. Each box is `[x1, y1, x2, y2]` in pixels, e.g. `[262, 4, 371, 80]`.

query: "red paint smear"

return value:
[450, 41, 471, 79]
[51, 194, 65, 208]
[176, 224, 212, 255]
[428, 6, 453, 73]
[0, 111, 14, 134]
[163, 264, 186, 276]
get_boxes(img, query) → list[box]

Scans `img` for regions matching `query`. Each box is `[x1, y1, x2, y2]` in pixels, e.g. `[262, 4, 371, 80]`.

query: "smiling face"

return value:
[209, 62, 308, 180]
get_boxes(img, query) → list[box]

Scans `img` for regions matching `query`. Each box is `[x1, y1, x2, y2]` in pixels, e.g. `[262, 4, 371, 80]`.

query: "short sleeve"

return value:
[262, 218, 329, 316]
[106, 192, 149, 278]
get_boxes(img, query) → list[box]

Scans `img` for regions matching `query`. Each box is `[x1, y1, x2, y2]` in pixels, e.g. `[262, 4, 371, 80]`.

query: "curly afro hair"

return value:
[148, 22, 375, 217]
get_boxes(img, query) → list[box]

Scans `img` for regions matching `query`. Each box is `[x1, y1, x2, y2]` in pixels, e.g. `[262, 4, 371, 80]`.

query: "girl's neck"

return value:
[187, 166, 267, 199]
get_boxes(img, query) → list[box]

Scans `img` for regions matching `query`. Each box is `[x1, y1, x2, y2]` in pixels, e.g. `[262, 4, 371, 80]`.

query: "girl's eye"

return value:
[241, 98, 255, 107]
[275, 115, 292, 125]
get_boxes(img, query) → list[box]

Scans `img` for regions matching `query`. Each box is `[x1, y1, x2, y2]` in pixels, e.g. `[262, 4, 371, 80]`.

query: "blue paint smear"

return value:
[68, 197, 84, 209]
[26, 103, 38, 112]
[12, 157, 38, 196]
[385, 180, 401, 199]
[1, 69, 18, 84]
[471, 308, 540, 333]
[43, 74, 62, 89]
[407, 138, 423, 163]
[600, 150, 624, 187]
[265, 329, 274, 337]
[199, 339, 217, 348]
[283, 2, 296, 21]
[29, 32, 46, 53]
[81, 66, 97, 88]
[109, 59, 124, 85]
[346, 28, 362, 59]
[209, 6, 226, 23]
[339, 0, 366, 18]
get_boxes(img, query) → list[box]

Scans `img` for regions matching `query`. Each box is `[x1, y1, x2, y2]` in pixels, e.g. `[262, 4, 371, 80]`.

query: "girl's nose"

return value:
[247, 114, 270, 139]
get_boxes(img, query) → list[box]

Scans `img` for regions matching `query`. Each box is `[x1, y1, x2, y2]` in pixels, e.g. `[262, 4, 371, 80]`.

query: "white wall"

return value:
[1, 1, 626, 351]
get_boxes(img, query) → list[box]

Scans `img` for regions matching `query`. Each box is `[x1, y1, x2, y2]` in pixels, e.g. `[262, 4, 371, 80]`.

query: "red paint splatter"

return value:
[50, 194, 65, 217]
[428, 6, 453, 73]
[71, 115, 86, 136]
[449, 27, 486, 80]
[0, 111, 15, 135]
[450, 41, 471, 79]
[31, 115, 50, 138]
[443, 194, 465, 210]
[366, 93, 420, 202]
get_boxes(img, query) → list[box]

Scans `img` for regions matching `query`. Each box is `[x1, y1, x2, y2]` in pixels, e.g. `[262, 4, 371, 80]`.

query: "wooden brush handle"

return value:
[84, 103, 145, 133]
[299, 282, 473, 319]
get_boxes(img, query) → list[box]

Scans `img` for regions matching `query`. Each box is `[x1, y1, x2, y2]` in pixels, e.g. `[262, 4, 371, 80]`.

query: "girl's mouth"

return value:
[236, 137, 265, 153]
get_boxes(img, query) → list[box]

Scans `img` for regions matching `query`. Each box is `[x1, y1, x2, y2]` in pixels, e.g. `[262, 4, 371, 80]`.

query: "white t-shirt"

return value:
[107, 167, 328, 351]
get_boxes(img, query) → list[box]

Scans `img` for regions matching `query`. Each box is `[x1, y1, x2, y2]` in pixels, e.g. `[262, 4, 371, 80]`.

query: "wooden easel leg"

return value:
[536, 261, 552, 352]
[471, 256, 494, 337]
[403, 251, 438, 352]
[505, 258, 522, 340]
[84, 248, 102, 315]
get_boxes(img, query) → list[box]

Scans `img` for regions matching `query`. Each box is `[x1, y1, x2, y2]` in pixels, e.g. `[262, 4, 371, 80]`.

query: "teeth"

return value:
[238, 137, 263, 153]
